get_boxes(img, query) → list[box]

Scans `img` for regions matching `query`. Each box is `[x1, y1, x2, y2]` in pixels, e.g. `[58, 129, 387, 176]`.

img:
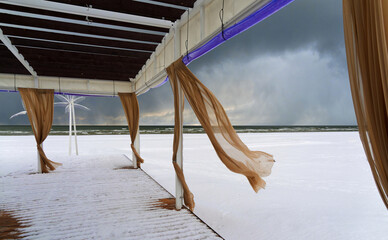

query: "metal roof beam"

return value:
[0, 23, 159, 45]
[7, 35, 153, 54]
[1, 27, 156, 51]
[0, 28, 37, 78]
[0, 0, 173, 29]
[4, 44, 142, 58]
[133, 0, 189, 10]
[0, 8, 167, 36]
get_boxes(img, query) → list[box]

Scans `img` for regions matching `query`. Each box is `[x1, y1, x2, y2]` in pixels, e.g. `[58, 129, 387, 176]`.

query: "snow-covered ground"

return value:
[1, 152, 220, 240]
[1, 132, 388, 239]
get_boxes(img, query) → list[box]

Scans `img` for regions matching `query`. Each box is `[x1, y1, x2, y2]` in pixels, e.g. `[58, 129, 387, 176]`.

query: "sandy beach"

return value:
[1, 132, 388, 239]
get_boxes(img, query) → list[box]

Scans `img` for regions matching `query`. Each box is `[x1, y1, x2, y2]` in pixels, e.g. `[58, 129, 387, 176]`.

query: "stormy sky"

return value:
[0, 0, 356, 126]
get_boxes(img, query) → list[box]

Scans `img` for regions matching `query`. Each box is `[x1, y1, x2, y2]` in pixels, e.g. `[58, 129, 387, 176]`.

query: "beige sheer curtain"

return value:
[19, 88, 61, 173]
[343, 0, 388, 209]
[118, 92, 144, 168]
[167, 57, 275, 211]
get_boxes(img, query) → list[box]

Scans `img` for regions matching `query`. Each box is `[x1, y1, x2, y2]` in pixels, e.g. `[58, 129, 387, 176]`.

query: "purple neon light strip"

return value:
[54, 91, 115, 98]
[0, 89, 17, 93]
[153, 0, 294, 89]
[2, 0, 293, 96]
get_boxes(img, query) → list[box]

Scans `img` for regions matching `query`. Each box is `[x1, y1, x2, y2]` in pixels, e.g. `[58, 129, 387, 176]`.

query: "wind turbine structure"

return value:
[55, 95, 90, 155]
[10, 100, 44, 172]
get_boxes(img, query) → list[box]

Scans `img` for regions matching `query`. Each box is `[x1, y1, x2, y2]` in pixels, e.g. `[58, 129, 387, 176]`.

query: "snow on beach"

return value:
[1, 132, 388, 239]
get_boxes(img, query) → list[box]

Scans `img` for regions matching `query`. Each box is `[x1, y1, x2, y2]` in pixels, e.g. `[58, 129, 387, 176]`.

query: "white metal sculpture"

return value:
[55, 95, 90, 155]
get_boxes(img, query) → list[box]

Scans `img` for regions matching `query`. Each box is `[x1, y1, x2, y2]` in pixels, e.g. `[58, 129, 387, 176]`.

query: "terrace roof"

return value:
[0, 0, 195, 81]
[0, 0, 293, 95]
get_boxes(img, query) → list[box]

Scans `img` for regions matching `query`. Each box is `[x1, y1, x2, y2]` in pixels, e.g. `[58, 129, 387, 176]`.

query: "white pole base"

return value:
[72, 101, 79, 155]
[132, 129, 140, 169]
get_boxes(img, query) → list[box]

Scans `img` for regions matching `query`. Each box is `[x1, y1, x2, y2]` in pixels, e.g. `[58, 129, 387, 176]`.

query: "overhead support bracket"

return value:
[0, 0, 173, 29]
[0, 28, 37, 78]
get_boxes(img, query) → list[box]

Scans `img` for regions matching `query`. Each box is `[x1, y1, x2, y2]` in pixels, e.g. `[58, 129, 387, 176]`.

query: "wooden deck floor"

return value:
[0, 154, 222, 239]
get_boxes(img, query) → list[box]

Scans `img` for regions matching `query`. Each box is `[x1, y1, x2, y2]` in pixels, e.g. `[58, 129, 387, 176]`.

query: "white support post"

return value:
[34, 77, 40, 169]
[174, 22, 184, 210]
[37, 143, 42, 173]
[175, 81, 184, 210]
[68, 103, 72, 155]
[72, 102, 79, 155]
[132, 127, 140, 168]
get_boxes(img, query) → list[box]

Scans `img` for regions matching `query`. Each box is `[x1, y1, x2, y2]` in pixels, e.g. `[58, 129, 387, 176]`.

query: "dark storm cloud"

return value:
[0, 0, 356, 125]
[192, 0, 346, 66]
[136, 0, 355, 125]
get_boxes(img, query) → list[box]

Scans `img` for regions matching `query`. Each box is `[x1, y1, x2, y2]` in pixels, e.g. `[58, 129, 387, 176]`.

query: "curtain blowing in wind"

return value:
[19, 88, 61, 173]
[119, 92, 144, 168]
[167, 57, 275, 211]
[343, 0, 388, 209]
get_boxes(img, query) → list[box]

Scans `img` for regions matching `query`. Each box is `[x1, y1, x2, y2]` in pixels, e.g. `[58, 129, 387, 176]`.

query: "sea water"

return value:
[0, 125, 358, 135]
